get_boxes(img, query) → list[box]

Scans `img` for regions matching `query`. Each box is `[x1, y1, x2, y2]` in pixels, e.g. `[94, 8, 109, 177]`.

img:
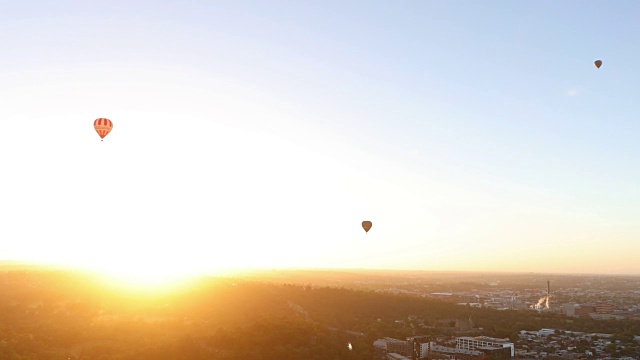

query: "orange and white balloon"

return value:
[94, 118, 113, 141]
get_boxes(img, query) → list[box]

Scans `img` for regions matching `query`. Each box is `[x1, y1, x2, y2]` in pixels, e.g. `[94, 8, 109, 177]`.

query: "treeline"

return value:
[0, 270, 639, 359]
[271, 284, 640, 341]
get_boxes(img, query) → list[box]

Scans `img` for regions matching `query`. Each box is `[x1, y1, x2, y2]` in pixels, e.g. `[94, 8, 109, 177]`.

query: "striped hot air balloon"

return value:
[94, 118, 113, 141]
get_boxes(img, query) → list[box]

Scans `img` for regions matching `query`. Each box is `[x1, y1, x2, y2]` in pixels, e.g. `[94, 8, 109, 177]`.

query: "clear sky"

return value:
[2, 1, 640, 279]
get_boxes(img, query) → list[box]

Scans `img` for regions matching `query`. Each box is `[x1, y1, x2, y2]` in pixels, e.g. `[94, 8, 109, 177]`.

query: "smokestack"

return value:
[547, 281, 550, 297]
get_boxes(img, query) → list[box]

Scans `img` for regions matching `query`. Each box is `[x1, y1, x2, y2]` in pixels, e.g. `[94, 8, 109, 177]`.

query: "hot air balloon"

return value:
[94, 118, 113, 141]
[594, 60, 602, 69]
[362, 221, 372, 233]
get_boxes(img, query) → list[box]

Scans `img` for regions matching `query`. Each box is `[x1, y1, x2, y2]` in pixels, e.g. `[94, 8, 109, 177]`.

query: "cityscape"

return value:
[3, 1, 640, 359]
[2, 267, 640, 358]
[250, 270, 640, 359]
[373, 329, 640, 359]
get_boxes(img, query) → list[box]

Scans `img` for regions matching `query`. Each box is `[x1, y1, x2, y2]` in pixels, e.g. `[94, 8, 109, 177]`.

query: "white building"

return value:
[456, 336, 515, 357]
[538, 328, 555, 336]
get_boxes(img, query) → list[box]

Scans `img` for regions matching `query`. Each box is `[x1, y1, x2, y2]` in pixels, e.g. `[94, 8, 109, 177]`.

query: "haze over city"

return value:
[2, 1, 640, 280]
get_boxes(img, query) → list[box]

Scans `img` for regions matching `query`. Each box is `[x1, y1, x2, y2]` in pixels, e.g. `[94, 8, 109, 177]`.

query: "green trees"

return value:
[1, 270, 640, 359]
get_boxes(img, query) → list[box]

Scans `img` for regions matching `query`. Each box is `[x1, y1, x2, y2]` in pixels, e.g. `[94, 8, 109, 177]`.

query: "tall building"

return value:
[407, 336, 429, 359]
[386, 338, 412, 357]
[456, 336, 514, 357]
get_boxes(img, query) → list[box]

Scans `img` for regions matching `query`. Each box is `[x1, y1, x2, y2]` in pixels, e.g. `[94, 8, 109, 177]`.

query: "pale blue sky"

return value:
[1, 1, 640, 276]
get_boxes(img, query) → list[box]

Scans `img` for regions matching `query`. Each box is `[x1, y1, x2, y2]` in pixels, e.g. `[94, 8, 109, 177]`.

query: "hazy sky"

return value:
[2, 1, 640, 278]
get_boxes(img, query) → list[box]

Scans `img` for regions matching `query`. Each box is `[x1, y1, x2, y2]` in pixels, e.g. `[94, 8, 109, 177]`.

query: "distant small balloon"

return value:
[348, 343, 353, 351]
[594, 60, 602, 69]
[362, 221, 372, 233]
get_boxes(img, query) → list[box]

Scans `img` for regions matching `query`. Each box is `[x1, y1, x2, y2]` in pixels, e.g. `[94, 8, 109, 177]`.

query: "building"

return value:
[407, 336, 430, 359]
[387, 338, 412, 357]
[387, 353, 410, 360]
[373, 338, 413, 358]
[377, 336, 516, 359]
[477, 346, 512, 359]
[575, 304, 596, 316]
[596, 302, 614, 314]
[538, 329, 555, 336]
[456, 336, 514, 357]
[429, 344, 485, 359]
[374, 339, 388, 358]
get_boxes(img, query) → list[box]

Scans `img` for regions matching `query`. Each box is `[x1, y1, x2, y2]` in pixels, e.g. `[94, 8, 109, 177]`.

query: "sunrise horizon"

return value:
[3, 259, 639, 278]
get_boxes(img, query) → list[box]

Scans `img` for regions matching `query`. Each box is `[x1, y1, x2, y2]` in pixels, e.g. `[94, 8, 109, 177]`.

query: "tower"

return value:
[547, 281, 550, 298]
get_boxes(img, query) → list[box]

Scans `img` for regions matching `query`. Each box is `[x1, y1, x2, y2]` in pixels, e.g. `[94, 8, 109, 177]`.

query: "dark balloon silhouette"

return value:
[362, 221, 372, 233]
[94, 118, 113, 141]
[594, 60, 602, 69]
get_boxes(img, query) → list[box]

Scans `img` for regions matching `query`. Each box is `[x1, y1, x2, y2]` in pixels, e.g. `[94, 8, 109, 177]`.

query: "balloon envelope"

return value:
[362, 221, 372, 233]
[594, 60, 602, 69]
[94, 118, 113, 140]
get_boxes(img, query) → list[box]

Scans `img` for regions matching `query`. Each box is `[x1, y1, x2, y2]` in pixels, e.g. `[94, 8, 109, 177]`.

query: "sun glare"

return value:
[96, 267, 193, 291]
[59, 256, 207, 293]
